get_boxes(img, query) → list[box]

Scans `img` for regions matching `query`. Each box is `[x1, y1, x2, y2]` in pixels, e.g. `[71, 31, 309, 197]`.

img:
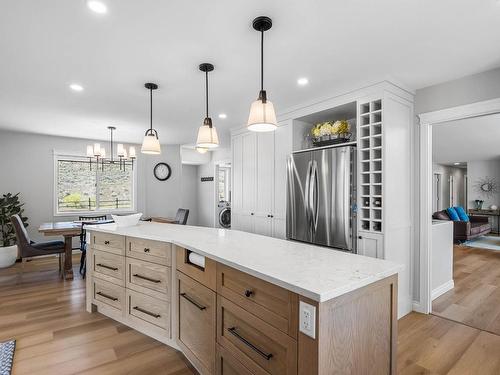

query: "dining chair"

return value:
[174, 209, 189, 225]
[78, 214, 107, 278]
[11, 214, 65, 275]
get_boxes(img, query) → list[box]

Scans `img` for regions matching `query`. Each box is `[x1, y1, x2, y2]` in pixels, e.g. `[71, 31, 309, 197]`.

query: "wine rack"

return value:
[358, 99, 383, 233]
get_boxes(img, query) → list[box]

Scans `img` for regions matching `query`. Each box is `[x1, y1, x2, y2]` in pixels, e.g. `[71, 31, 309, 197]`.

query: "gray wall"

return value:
[0, 130, 196, 242]
[180, 164, 198, 226]
[413, 67, 500, 302]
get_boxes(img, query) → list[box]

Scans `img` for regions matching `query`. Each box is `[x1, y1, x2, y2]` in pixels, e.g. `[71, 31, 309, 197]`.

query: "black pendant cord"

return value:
[205, 70, 209, 119]
[260, 30, 264, 92]
[149, 87, 153, 132]
[110, 127, 113, 162]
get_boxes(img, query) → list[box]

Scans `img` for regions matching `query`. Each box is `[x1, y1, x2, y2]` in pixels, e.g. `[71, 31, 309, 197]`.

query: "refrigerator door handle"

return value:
[304, 160, 313, 237]
[310, 160, 319, 236]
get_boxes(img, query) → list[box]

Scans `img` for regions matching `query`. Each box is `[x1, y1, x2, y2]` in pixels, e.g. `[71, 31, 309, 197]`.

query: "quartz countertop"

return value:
[87, 222, 402, 302]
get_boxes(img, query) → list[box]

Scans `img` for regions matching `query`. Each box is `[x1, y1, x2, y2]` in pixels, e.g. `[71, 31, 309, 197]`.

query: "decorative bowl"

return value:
[111, 213, 142, 227]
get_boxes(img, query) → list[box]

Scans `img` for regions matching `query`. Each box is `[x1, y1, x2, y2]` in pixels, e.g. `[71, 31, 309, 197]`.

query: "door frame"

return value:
[432, 172, 443, 212]
[418, 97, 500, 314]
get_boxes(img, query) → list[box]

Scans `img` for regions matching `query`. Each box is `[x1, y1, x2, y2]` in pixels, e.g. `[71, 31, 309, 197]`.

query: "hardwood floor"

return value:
[2, 254, 500, 374]
[432, 243, 500, 335]
[0, 255, 194, 375]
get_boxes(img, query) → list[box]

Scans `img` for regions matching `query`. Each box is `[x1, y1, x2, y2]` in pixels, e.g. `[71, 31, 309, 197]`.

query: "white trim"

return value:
[412, 300, 426, 314]
[418, 97, 500, 314]
[431, 280, 455, 301]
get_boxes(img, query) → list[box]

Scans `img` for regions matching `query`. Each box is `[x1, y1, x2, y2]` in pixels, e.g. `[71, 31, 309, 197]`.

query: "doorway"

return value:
[214, 161, 231, 228]
[419, 98, 500, 335]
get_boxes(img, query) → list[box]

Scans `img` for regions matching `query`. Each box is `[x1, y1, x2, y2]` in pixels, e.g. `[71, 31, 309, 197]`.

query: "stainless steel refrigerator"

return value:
[286, 145, 356, 251]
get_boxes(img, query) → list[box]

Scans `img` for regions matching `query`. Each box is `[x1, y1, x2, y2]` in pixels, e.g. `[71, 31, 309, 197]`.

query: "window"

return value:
[55, 156, 135, 214]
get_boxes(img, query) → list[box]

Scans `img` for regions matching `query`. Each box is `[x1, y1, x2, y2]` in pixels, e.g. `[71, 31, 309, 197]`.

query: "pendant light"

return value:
[196, 63, 219, 149]
[141, 82, 161, 154]
[247, 16, 277, 132]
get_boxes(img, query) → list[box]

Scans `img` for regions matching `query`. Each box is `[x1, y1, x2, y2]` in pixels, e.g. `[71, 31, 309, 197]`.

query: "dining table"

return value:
[38, 219, 113, 280]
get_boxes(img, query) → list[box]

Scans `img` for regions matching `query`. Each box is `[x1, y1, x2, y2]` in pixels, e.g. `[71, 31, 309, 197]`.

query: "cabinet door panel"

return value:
[232, 135, 243, 212]
[242, 133, 257, 213]
[253, 216, 273, 237]
[357, 232, 384, 259]
[256, 132, 274, 216]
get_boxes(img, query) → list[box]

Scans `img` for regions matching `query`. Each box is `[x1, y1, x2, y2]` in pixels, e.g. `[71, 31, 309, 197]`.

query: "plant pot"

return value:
[0, 245, 18, 268]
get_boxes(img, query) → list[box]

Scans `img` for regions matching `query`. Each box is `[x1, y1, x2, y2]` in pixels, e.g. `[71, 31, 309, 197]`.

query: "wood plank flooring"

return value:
[0, 255, 194, 375]
[432, 243, 500, 335]
[2, 254, 500, 374]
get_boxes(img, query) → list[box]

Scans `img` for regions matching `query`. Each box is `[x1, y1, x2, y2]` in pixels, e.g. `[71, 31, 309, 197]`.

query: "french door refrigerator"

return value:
[286, 145, 356, 251]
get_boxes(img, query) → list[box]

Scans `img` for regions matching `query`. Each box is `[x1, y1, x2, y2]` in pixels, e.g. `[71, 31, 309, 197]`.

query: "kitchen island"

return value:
[86, 222, 401, 375]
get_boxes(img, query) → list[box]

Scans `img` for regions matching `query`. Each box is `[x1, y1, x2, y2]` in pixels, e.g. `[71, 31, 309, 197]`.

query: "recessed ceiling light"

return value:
[87, 1, 107, 14]
[297, 77, 309, 86]
[218, 113, 227, 119]
[69, 83, 84, 92]
[454, 162, 461, 165]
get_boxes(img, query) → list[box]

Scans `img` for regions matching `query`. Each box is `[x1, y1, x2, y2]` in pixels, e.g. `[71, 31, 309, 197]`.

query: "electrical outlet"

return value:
[299, 301, 316, 339]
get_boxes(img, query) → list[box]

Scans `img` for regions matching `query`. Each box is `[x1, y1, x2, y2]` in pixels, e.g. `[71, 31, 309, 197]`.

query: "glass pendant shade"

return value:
[141, 134, 161, 154]
[196, 119, 219, 148]
[247, 97, 277, 132]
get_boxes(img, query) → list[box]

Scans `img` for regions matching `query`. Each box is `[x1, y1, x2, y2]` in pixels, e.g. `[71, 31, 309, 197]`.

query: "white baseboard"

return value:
[412, 300, 427, 314]
[431, 280, 454, 301]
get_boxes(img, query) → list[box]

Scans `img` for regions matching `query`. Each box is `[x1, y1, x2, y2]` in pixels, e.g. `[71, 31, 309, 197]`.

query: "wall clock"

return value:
[153, 162, 171, 181]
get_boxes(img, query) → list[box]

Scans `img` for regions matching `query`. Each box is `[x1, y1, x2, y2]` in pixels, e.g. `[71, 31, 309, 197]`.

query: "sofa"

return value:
[433, 209, 491, 242]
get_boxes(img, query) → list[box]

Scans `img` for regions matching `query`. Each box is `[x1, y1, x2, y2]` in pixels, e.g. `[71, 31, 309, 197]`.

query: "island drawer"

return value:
[126, 289, 170, 332]
[91, 232, 125, 255]
[176, 246, 216, 291]
[217, 264, 298, 338]
[177, 271, 216, 375]
[92, 250, 125, 285]
[217, 297, 297, 375]
[217, 344, 269, 375]
[92, 278, 125, 312]
[126, 258, 171, 300]
[127, 237, 171, 265]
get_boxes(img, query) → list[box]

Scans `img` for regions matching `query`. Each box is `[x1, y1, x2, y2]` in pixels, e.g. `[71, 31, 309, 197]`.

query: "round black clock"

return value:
[153, 162, 171, 181]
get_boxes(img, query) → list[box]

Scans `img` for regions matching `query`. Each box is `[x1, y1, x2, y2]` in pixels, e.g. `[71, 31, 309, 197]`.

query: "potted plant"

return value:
[0, 193, 28, 268]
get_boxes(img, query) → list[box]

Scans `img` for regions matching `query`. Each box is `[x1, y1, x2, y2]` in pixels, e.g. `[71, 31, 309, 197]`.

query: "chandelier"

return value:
[86, 126, 136, 171]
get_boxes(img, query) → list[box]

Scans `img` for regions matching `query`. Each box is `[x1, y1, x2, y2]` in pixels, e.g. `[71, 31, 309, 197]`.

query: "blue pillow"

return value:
[454, 206, 469, 222]
[446, 207, 460, 221]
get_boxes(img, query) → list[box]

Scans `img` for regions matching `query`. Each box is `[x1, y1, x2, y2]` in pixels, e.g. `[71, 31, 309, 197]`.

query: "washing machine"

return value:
[217, 201, 231, 228]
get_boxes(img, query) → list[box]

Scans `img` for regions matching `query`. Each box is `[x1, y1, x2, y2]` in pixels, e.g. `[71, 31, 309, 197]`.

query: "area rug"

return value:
[0, 340, 15, 375]
[464, 235, 500, 252]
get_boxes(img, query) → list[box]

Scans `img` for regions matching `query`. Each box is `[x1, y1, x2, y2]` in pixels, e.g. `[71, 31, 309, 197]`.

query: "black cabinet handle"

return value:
[133, 306, 161, 318]
[180, 293, 206, 310]
[96, 263, 118, 271]
[358, 236, 362, 239]
[227, 327, 273, 360]
[250, 213, 254, 216]
[244, 290, 254, 298]
[104, 240, 110, 245]
[133, 274, 161, 283]
[97, 291, 118, 301]
[143, 247, 150, 253]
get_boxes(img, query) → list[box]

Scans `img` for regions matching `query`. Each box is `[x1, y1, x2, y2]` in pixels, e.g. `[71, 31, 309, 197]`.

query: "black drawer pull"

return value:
[96, 263, 118, 271]
[133, 306, 161, 318]
[180, 293, 206, 310]
[227, 327, 273, 360]
[143, 247, 150, 253]
[104, 240, 110, 245]
[133, 274, 161, 283]
[244, 290, 254, 298]
[97, 291, 118, 301]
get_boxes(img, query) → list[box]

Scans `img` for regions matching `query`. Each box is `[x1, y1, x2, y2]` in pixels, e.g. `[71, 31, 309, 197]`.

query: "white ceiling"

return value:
[433, 113, 500, 164]
[1, 0, 500, 147]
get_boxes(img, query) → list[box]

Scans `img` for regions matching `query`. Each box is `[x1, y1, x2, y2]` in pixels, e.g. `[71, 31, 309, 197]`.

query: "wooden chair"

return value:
[78, 215, 107, 278]
[151, 209, 189, 225]
[11, 214, 65, 275]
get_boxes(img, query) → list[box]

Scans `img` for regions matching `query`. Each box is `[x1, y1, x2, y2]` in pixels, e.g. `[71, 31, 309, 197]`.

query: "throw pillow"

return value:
[446, 207, 460, 221]
[454, 206, 470, 222]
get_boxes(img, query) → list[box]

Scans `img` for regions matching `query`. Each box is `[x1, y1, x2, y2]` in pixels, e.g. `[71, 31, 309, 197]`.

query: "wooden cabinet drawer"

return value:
[91, 232, 125, 255]
[177, 271, 216, 375]
[126, 258, 171, 300]
[218, 297, 297, 375]
[126, 289, 170, 332]
[217, 264, 298, 338]
[92, 250, 125, 285]
[176, 246, 216, 291]
[92, 278, 125, 312]
[217, 344, 269, 375]
[127, 237, 171, 265]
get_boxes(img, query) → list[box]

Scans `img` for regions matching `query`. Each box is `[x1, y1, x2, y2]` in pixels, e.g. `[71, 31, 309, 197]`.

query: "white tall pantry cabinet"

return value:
[232, 82, 414, 317]
[231, 122, 291, 239]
